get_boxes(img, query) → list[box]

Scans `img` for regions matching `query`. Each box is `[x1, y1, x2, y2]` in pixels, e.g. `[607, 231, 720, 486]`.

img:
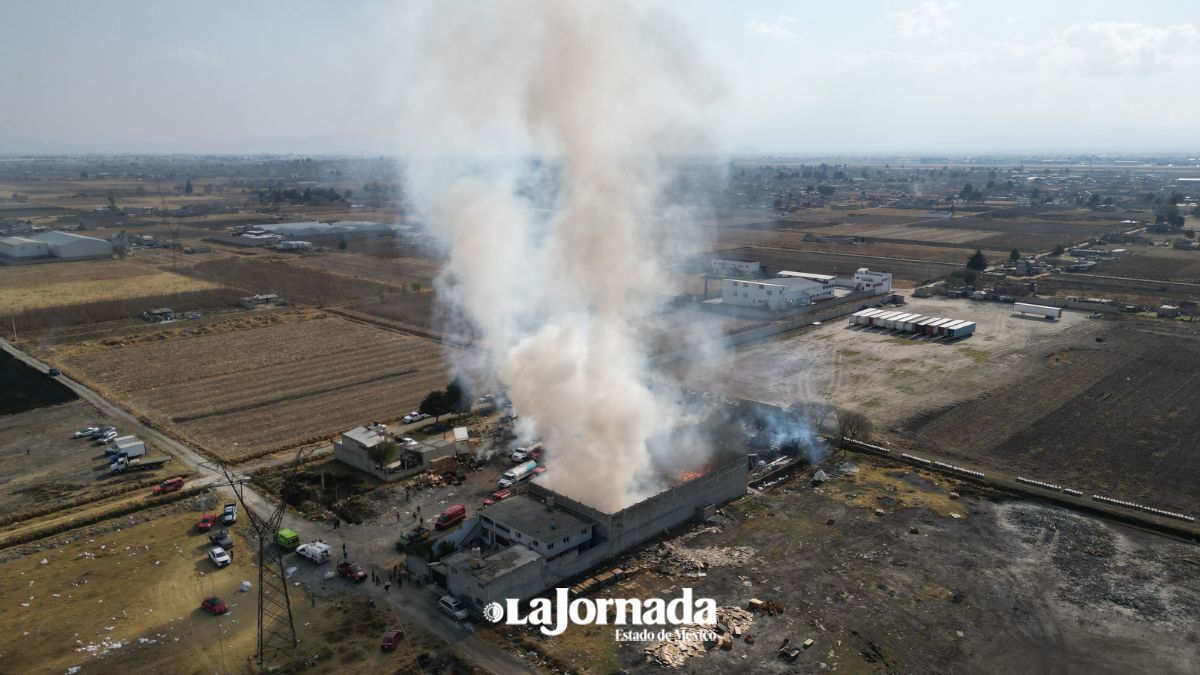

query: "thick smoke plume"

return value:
[395, 1, 720, 510]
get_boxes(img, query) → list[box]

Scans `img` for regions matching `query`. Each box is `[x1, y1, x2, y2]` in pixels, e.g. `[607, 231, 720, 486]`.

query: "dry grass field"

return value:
[1099, 247, 1200, 283]
[289, 251, 442, 290]
[0, 510, 454, 675]
[0, 260, 221, 313]
[51, 310, 456, 462]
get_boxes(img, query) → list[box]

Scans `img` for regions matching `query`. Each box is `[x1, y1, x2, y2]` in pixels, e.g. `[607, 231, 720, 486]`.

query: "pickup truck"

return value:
[201, 597, 229, 615]
[198, 513, 217, 532]
[208, 529, 234, 550]
[222, 502, 237, 525]
[207, 546, 231, 568]
[337, 561, 368, 583]
[395, 526, 430, 551]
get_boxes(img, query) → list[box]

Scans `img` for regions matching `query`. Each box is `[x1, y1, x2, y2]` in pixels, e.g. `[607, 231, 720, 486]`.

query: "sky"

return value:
[1, 0, 1197, 155]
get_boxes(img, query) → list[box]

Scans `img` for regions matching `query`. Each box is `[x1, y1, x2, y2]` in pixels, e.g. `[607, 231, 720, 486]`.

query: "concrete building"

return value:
[722, 274, 834, 311]
[333, 425, 459, 482]
[852, 268, 893, 293]
[422, 454, 749, 614]
[711, 258, 761, 278]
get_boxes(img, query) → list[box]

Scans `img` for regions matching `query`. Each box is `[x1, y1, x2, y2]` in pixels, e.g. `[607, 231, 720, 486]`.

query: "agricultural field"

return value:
[905, 319, 1200, 511]
[0, 509, 459, 674]
[0, 259, 221, 314]
[289, 250, 442, 290]
[49, 310, 457, 463]
[1098, 246, 1200, 284]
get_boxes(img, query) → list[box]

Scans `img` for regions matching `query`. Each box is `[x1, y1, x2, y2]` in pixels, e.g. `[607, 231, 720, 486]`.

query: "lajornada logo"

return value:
[484, 587, 715, 636]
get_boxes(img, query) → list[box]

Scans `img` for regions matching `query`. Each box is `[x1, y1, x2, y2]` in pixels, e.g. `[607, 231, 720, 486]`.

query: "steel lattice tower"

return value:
[209, 450, 310, 673]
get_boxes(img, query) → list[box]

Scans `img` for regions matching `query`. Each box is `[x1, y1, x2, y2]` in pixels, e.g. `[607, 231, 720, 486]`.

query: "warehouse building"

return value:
[415, 453, 749, 615]
[852, 268, 893, 293]
[711, 258, 761, 278]
[0, 231, 112, 263]
[722, 274, 834, 311]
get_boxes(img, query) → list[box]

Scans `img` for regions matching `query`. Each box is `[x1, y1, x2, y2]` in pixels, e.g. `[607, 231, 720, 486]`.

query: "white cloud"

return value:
[889, 1, 957, 40]
[747, 14, 798, 40]
[1002, 22, 1200, 75]
[161, 48, 223, 67]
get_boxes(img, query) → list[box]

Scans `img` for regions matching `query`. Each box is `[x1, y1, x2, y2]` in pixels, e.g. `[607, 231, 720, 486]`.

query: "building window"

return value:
[562, 537, 569, 543]
[548, 543, 554, 550]
[580, 529, 587, 535]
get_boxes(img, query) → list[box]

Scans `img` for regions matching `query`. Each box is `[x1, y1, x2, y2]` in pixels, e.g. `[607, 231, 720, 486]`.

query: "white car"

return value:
[207, 546, 231, 568]
[402, 412, 420, 423]
[74, 426, 99, 438]
[439, 595, 469, 621]
[401, 437, 418, 447]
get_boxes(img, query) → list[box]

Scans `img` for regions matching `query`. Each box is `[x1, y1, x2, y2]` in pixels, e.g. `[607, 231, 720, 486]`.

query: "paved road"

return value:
[1, 338, 538, 674]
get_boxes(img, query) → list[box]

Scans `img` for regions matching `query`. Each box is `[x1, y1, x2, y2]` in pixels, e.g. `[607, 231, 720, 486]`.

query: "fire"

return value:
[675, 466, 715, 484]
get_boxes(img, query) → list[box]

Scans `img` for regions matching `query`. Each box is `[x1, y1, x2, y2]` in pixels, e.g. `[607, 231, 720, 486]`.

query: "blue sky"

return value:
[1, 1, 1197, 154]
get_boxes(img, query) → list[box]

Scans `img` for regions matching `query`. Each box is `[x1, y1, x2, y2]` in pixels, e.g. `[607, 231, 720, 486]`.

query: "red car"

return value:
[337, 561, 368, 583]
[197, 513, 217, 532]
[201, 596, 229, 615]
[380, 628, 404, 651]
[152, 476, 185, 495]
[482, 489, 512, 508]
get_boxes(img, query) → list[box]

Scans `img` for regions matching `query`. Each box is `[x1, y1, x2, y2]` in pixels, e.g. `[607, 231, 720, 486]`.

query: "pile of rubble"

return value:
[643, 606, 756, 668]
[640, 541, 755, 576]
[411, 471, 464, 488]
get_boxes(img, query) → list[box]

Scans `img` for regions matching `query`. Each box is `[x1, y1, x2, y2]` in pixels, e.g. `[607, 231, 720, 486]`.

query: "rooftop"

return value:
[777, 271, 836, 282]
[444, 544, 541, 582]
[343, 426, 386, 449]
[480, 495, 593, 543]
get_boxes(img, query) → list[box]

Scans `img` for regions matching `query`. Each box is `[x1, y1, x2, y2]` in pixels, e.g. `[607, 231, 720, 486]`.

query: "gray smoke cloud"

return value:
[393, 1, 722, 510]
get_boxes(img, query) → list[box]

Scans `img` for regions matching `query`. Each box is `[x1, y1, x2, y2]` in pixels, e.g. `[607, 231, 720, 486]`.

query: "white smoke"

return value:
[393, 1, 722, 510]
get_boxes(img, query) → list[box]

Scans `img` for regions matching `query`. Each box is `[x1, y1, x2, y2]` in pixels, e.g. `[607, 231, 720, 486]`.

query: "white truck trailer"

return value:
[1014, 302, 1061, 319]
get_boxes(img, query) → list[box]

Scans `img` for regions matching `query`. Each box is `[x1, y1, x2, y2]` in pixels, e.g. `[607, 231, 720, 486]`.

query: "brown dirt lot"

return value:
[1097, 247, 1200, 284]
[48, 310, 457, 463]
[713, 246, 957, 285]
[0, 509, 456, 674]
[0, 400, 174, 526]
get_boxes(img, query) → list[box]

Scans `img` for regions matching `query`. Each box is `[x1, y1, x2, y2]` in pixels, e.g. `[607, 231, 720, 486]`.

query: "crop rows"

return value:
[62, 313, 456, 461]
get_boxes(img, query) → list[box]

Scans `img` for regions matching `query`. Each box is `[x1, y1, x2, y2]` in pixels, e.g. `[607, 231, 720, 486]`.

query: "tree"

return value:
[837, 410, 873, 446]
[184, 180, 193, 196]
[338, 238, 348, 250]
[1009, 248, 1021, 262]
[959, 182, 974, 200]
[419, 390, 450, 422]
[816, 184, 835, 197]
[966, 249, 988, 272]
[1052, 244, 1065, 257]
[445, 377, 472, 413]
[368, 440, 401, 467]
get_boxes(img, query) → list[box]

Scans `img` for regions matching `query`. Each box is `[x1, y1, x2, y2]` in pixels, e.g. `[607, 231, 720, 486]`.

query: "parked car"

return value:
[152, 476, 185, 495]
[337, 561, 368, 583]
[208, 529, 234, 550]
[402, 412, 420, 423]
[198, 513, 218, 532]
[380, 628, 404, 651]
[418, 413, 432, 420]
[48, 367, 61, 376]
[94, 430, 118, 445]
[200, 596, 229, 615]
[439, 595, 469, 621]
[207, 546, 231, 568]
[434, 504, 466, 531]
[74, 426, 100, 438]
[401, 437, 418, 447]
[90, 426, 116, 439]
[221, 502, 237, 525]
[482, 489, 511, 507]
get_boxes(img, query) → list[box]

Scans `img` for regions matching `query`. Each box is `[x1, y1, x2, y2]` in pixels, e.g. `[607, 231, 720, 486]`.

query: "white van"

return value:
[439, 595, 469, 621]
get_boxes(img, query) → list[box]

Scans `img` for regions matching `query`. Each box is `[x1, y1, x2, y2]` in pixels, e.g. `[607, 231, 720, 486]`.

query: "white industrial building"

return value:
[711, 258, 761, 278]
[0, 231, 112, 262]
[853, 268, 893, 293]
[722, 275, 834, 311]
[0, 236, 50, 259]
